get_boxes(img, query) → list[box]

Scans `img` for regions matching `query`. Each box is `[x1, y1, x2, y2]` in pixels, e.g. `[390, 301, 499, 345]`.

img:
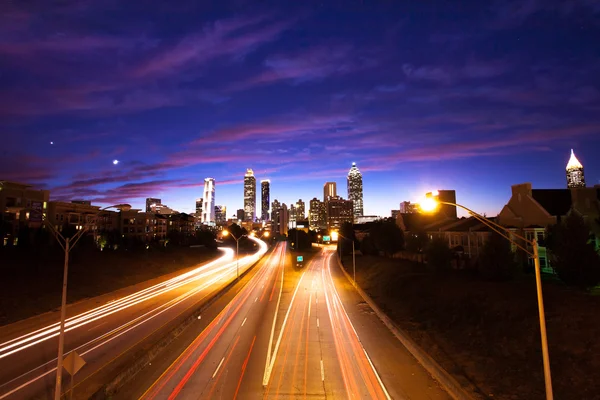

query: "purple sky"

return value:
[1, 1, 599, 217]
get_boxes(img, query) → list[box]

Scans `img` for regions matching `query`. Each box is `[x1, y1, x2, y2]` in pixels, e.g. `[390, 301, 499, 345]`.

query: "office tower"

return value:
[146, 198, 161, 213]
[244, 169, 256, 221]
[400, 201, 416, 214]
[271, 199, 281, 221]
[261, 180, 270, 221]
[289, 204, 296, 223]
[202, 178, 216, 224]
[326, 196, 354, 231]
[215, 205, 226, 225]
[347, 162, 364, 219]
[309, 198, 322, 230]
[323, 182, 337, 202]
[295, 199, 305, 220]
[437, 190, 457, 219]
[566, 149, 586, 188]
[195, 198, 203, 216]
[236, 209, 245, 221]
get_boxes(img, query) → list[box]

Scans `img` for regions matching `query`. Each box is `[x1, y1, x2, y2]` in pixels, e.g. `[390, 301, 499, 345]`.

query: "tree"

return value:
[405, 231, 430, 253]
[426, 236, 453, 271]
[369, 218, 404, 257]
[546, 212, 600, 289]
[288, 229, 310, 250]
[478, 233, 518, 281]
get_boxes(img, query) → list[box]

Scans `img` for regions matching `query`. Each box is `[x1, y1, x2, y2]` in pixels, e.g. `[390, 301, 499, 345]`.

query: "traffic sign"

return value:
[63, 351, 86, 376]
[322, 236, 331, 242]
[297, 256, 303, 262]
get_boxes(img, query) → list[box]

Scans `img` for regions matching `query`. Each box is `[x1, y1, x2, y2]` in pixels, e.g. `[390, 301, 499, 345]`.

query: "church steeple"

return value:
[566, 149, 585, 188]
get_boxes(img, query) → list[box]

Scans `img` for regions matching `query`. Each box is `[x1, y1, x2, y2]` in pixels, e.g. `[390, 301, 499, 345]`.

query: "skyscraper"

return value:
[261, 180, 270, 221]
[215, 205, 226, 225]
[271, 199, 281, 221]
[202, 178, 216, 224]
[146, 198, 161, 213]
[309, 198, 323, 230]
[244, 169, 256, 221]
[323, 182, 337, 202]
[195, 198, 203, 216]
[347, 162, 363, 219]
[326, 196, 354, 231]
[566, 149, 585, 188]
[295, 199, 305, 220]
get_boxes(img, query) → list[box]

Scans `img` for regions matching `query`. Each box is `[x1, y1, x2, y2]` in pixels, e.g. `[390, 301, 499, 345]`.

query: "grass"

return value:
[0, 245, 220, 326]
[341, 253, 600, 400]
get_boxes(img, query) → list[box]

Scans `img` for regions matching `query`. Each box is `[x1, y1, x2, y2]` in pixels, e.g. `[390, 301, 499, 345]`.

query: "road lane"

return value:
[0, 238, 268, 400]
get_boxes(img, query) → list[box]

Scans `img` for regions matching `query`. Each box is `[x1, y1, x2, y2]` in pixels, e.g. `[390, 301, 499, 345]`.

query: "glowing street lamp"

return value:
[222, 229, 246, 279]
[420, 191, 554, 400]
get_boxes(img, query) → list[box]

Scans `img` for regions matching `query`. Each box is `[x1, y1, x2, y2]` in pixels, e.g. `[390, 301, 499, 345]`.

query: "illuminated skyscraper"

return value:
[295, 199, 305, 220]
[244, 169, 256, 221]
[326, 196, 354, 231]
[309, 198, 326, 230]
[347, 162, 363, 219]
[261, 180, 270, 221]
[566, 149, 586, 188]
[202, 178, 215, 224]
[323, 182, 337, 202]
[195, 198, 203, 216]
[215, 205, 226, 225]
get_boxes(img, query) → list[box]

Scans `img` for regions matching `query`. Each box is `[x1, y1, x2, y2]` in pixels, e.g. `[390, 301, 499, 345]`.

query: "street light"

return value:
[336, 231, 356, 286]
[420, 191, 554, 400]
[222, 229, 247, 279]
[25, 203, 130, 400]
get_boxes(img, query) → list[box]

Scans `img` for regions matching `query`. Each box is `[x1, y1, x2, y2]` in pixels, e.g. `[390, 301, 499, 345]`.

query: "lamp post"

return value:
[420, 192, 553, 400]
[336, 231, 356, 286]
[223, 229, 247, 279]
[24, 203, 130, 400]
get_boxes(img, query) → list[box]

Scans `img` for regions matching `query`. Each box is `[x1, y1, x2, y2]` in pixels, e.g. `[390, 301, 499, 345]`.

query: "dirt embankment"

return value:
[0, 246, 220, 326]
[341, 254, 600, 400]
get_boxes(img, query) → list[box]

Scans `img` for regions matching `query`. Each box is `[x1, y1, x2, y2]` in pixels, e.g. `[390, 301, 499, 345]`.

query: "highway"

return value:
[131, 244, 451, 399]
[0, 237, 268, 400]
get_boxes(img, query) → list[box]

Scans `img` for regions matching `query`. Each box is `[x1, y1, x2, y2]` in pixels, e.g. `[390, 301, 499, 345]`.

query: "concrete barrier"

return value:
[91, 250, 270, 399]
[336, 255, 482, 400]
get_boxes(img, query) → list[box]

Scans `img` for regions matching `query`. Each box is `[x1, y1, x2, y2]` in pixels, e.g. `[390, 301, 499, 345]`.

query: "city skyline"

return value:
[1, 2, 599, 218]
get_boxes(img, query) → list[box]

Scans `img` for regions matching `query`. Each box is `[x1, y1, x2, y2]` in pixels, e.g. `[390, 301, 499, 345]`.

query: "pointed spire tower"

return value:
[566, 149, 585, 188]
[347, 162, 364, 219]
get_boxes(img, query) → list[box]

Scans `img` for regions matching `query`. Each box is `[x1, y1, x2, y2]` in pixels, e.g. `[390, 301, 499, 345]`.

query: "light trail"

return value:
[0, 238, 267, 399]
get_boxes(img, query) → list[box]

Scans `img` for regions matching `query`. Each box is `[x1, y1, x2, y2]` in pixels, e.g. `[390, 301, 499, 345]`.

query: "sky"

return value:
[1, 0, 600, 218]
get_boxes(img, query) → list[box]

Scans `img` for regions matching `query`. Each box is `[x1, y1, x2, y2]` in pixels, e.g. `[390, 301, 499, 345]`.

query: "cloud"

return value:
[132, 14, 295, 78]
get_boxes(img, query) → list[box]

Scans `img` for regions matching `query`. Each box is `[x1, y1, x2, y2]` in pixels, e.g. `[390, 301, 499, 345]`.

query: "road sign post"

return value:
[63, 351, 86, 400]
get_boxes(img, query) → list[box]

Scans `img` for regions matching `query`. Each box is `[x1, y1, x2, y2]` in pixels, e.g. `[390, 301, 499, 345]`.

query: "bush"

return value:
[370, 218, 404, 257]
[426, 236, 453, 271]
[478, 233, 519, 281]
[547, 213, 600, 289]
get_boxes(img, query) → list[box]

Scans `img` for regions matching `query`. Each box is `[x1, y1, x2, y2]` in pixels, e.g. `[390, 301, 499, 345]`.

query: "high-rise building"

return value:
[244, 169, 256, 221]
[326, 196, 354, 231]
[202, 178, 216, 225]
[323, 182, 337, 202]
[437, 190, 457, 219]
[295, 199, 305, 220]
[289, 204, 296, 223]
[566, 149, 585, 188]
[272, 203, 289, 235]
[347, 162, 364, 219]
[271, 199, 281, 221]
[400, 201, 417, 214]
[215, 205, 226, 225]
[195, 198, 203, 216]
[261, 180, 270, 221]
[309, 198, 323, 230]
[236, 209, 245, 221]
[146, 198, 161, 213]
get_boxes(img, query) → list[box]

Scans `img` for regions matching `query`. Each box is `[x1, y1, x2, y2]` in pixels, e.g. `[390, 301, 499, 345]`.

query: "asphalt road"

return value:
[0, 238, 267, 400]
[130, 244, 452, 400]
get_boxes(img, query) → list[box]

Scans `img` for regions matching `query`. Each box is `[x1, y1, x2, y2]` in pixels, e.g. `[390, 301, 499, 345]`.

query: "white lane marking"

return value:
[324, 251, 392, 400]
[320, 359, 325, 381]
[241, 317, 247, 327]
[317, 318, 319, 328]
[212, 357, 225, 379]
[255, 297, 258, 303]
[263, 246, 307, 386]
[308, 292, 312, 318]
[263, 245, 286, 383]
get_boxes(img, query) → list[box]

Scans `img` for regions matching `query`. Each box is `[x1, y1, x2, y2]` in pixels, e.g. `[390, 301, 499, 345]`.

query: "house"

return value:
[498, 183, 600, 272]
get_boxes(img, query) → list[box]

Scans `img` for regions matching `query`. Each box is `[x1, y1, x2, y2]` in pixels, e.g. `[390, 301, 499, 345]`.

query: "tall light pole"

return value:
[223, 229, 247, 279]
[421, 192, 553, 400]
[336, 231, 356, 286]
[25, 203, 130, 400]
